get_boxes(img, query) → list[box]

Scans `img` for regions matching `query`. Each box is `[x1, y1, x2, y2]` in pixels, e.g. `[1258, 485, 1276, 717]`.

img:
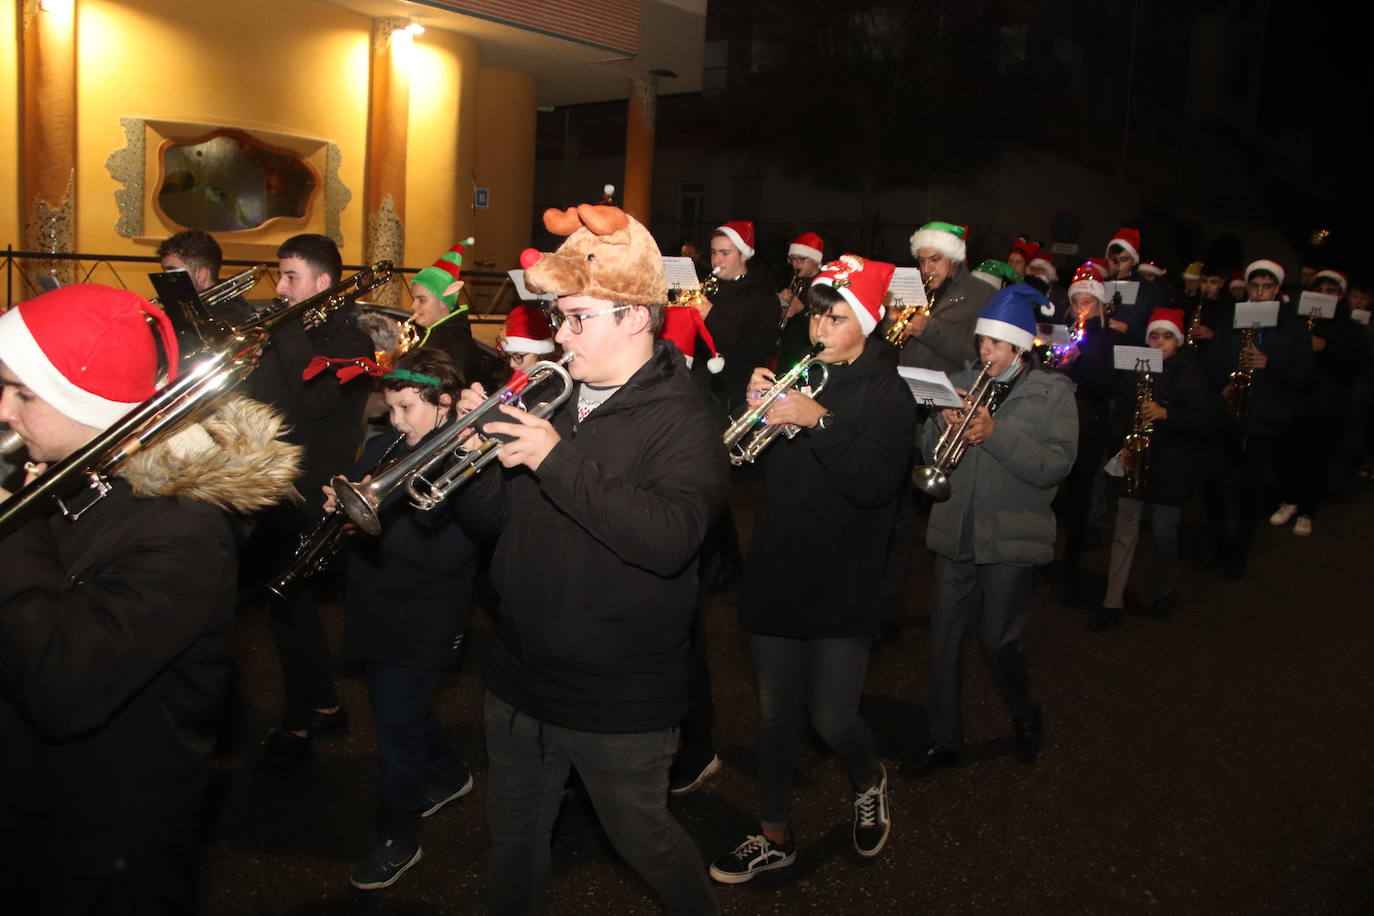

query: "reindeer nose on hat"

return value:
[519, 248, 542, 270]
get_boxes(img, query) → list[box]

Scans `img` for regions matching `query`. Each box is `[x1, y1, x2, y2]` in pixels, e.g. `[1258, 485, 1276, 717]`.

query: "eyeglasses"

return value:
[546, 304, 632, 334]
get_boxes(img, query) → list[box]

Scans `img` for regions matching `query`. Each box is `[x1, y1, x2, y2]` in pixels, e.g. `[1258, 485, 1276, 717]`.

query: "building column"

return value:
[365, 18, 411, 307]
[622, 75, 656, 222]
[21, 0, 77, 284]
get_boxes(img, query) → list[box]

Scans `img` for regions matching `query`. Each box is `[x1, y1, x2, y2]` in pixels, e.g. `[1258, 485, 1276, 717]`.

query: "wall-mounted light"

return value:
[406, 21, 424, 35]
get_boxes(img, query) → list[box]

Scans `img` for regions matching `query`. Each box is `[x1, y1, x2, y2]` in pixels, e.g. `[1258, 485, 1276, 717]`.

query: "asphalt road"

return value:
[200, 477, 1374, 915]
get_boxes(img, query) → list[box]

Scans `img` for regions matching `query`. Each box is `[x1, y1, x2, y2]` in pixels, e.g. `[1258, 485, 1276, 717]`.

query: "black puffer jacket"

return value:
[0, 399, 299, 898]
[695, 269, 781, 419]
[1110, 345, 1225, 506]
[340, 430, 479, 669]
[456, 341, 729, 733]
[740, 338, 916, 639]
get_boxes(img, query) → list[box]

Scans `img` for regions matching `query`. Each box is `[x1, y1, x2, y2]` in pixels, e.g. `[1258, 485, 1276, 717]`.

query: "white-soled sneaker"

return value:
[709, 833, 796, 884]
[1269, 503, 1298, 526]
[852, 763, 891, 857]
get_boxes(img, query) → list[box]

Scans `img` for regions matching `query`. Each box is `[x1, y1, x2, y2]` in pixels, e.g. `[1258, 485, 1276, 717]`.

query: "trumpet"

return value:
[722, 342, 830, 466]
[264, 432, 406, 610]
[912, 362, 1011, 502]
[332, 354, 574, 535]
[884, 275, 938, 348]
[0, 262, 394, 540]
[1227, 324, 1258, 423]
[1122, 362, 1154, 497]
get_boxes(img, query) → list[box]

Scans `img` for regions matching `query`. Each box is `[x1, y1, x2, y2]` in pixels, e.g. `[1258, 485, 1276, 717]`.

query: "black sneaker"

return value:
[668, 751, 721, 795]
[309, 706, 350, 739]
[897, 742, 960, 779]
[421, 769, 474, 818]
[350, 838, 422, 890]
[852, 763, 890, 857]
[254, 730, 311, 776]
[708, 833, 796, 884]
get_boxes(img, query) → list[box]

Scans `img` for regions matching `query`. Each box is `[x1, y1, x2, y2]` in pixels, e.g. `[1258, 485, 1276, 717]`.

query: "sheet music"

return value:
[1233, 301, 1279, 328]
[1351, 309, 1371, 326]
[661, 256, 703, 291]
[507, 269, 556, 302]
[886, 267, 928, 308]
[896, 366, 965, 408]
[1113, 345, 1164, 373]
[1297, 290, 1338, 319]
[1105, 280, 1140, 305]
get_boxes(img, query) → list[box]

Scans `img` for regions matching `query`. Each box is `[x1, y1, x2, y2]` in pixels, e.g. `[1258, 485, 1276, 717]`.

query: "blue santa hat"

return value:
[975, 284, 1047, 351]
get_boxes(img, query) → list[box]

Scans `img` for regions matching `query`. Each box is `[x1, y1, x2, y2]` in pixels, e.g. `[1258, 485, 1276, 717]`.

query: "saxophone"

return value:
[884, 275, 938, 348]
[1228, 325, 1257, 422]
[1123, 367, 1154, 497]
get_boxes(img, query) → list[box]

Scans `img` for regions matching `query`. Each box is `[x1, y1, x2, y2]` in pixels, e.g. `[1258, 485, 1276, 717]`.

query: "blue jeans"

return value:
[367, 663, 467, 845]
[483, 692, 718, 915]
[749, 634, 878, 831]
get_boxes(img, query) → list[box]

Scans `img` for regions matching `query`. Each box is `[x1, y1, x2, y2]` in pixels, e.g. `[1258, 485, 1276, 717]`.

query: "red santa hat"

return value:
[788, 231, 824, 264]
[1146, 307, 1186, 341]
[811, 254, 896, 337]
[0, 284, 178, 429]
[1314, 269, 1348, 293]
[1245, 259, 1286, 287]
[1028, 251, 1058, 282]
[500, 304, 555, 355]
[1138, 260, 1166, 278]
[659, 305, 724, 372]
[715, 221, 756, 260]
[1107, 227, 1141, 264]
[1068, 262, 1106, 302]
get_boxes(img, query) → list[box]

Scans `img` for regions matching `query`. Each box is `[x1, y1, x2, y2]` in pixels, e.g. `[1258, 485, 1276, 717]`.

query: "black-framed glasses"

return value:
[546, 304, 632, 334]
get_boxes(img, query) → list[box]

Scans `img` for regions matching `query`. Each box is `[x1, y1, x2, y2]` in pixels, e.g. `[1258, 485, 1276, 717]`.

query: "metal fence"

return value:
[1, 247, 518, 320]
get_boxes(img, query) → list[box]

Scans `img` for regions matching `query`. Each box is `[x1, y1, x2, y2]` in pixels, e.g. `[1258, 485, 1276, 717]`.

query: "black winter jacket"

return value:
[740, 338, 916, 639]
[456, 341, 729, 733]
[0, 399, 299, 900]
[340, 430, 479, 669]
[1110, 346, 1225, 506]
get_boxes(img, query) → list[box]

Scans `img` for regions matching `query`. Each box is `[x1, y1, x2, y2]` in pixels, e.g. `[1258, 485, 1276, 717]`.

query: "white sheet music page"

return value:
[886, 267, 928, 309]
[1297, 291, 1338, 319]
[1105, 280, 1140, 305]
[896, 367, 965, 408]
[1113, 345, 1164, 373]
[1233, 301, 1279, 328]
[507, 269, 556, 302]
[661, 256, 703, 292]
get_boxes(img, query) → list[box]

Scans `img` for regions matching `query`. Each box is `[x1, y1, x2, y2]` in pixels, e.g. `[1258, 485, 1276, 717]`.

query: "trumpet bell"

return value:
[332, 476, 385, 536]
[912, 465, 951, 502]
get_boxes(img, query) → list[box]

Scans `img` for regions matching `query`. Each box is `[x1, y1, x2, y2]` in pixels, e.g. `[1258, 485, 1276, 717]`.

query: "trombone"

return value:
[0, 262, 395, 540]
[722, 342, 829, 466]
[331, 354, 575, 535]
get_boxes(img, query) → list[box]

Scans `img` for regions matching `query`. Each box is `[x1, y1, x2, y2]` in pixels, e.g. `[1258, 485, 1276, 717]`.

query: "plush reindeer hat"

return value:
[519, 204, 665, 305]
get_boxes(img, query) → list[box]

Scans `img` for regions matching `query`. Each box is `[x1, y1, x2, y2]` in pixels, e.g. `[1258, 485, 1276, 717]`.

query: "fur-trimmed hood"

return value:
[118, 396, 303, 514]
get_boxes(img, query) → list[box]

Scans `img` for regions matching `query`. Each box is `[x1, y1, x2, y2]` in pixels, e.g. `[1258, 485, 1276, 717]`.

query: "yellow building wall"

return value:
[0, 0, 19, 257]
[474, 68, 537, 273]
[404, 28, 479, 271]
[0, 0, 536, 307]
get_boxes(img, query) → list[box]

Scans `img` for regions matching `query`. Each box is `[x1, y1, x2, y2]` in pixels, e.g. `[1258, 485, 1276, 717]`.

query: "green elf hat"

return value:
[908, 221, 968, 263]
[413, 238, 475, 312]
[970, 259, 1020, 291]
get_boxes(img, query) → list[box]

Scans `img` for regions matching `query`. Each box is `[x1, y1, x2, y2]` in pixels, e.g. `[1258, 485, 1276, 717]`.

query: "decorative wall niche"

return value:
[106, 118, 352, 247]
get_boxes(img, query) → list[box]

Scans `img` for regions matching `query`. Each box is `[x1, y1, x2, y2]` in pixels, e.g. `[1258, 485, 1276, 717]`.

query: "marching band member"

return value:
[0, 285, 300, 912]
[409, 240, 496, 389]
[251, 234, 376, 775]
[1055, 263, 1123, 605]
[969, 259, 1021, 294]
[698, 220, 780, 419]
[497, 303, 557, 378]
[777, 231, 825, 369]
[1090, 308, 1224, 630]
[902, 285, 1077, 779]
[457, 203, 725, 915]
[319, 349, 479, 891]
[157, 229, 255, 325]
[887, 221, 993, 374]
[1007, 237, 1038, 277]
[1103, 228, 1166, 343]
[710, 255, 915, 883]
[1210, 259, 1313, 575]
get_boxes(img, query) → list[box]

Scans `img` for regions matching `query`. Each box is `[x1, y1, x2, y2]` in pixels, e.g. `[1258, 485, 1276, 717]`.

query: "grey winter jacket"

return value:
[894, 266, 995, 374]
[924, 363, 1078, 566]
